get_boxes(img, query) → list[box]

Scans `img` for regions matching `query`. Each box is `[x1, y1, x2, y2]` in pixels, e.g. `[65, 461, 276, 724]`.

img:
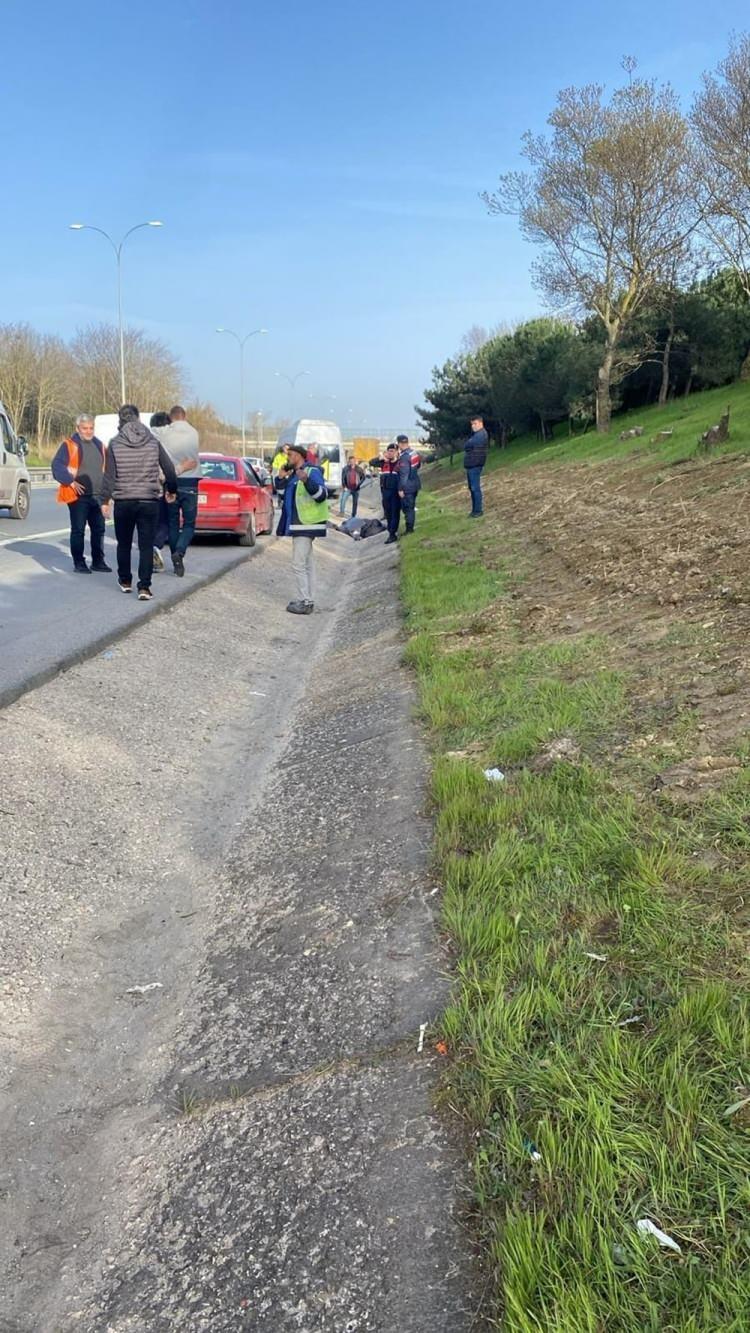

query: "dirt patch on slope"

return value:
[432, 450, 750, 763]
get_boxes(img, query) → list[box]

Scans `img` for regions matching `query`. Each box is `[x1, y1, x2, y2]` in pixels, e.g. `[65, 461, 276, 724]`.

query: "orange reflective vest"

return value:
[56, 437, 106, 504]
[56, 438, 81, 504]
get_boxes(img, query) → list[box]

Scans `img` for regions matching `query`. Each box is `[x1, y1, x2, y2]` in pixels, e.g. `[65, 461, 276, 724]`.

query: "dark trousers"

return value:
[466, 465, 484, 515]
[401, 492, 417, 532]
[114, 499, 159, 590]
[382, 490, 401, 536]
[168, 482, 199, 557]
[348, 489, 360, 517]
[68, 496, 105, 566]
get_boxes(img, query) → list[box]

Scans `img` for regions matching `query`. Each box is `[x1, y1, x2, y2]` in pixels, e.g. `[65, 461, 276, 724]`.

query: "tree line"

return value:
[419, 35, 750, 445]
[0, 321, 185, 450]
[0, 320, 284, 456]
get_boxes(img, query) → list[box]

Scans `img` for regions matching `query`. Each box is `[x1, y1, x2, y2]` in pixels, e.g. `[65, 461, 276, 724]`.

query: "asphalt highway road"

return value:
[0, 485, 260, 706]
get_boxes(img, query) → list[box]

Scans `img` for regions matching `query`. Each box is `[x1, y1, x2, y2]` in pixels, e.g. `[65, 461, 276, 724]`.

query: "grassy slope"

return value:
[403, 387, 750, 1331]
[450, 378, 750, 477]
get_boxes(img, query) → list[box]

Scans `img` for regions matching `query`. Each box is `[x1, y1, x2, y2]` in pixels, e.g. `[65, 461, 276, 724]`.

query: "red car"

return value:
[197, 454, 275, 545]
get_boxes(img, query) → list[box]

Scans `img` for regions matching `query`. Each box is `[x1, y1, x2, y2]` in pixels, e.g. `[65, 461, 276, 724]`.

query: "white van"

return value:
[94, 411, 156, 447]
[275, 418, 343, 493]
[0, 401, 31, 519]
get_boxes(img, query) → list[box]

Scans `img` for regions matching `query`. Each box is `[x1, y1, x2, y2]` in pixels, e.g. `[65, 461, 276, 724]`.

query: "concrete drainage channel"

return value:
[0, 533, 476, 1331]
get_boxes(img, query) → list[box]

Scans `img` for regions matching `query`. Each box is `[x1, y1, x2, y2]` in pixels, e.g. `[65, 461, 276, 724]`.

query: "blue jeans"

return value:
[68, 496, 105, 565]
[466, 465, 484, 515]
[339, 489, 359, 517]
[168, 482, 199, 556]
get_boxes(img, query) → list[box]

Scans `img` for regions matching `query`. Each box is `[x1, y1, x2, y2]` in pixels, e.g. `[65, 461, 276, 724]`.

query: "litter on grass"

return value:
[417, 1023, 427, 1053]
[523, 1137, 542, 1162]
[584, 952, 608, 962]
[636, 1218, 682, 1253]
[483, 768, 505, 782]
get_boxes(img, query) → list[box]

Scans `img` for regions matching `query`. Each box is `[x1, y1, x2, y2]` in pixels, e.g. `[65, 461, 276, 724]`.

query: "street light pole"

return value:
[216, 327, 268, 455]
[69, 220, 163, 402]
[274, 370, 310, 422]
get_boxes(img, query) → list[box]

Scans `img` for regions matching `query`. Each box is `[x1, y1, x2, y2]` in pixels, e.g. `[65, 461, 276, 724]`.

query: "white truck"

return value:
[275, 418, 344, 493]
[0, 401, 31, 519]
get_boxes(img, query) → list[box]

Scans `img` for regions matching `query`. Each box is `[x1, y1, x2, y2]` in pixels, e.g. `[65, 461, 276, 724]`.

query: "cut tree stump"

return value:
[699, 407, 730, 450]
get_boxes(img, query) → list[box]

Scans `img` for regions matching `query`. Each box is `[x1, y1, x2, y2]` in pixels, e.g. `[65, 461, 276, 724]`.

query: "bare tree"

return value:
[33, 335, 76, 446]
[0, 323, 38, 430]
[459, 325, 491, 355]
[692, 33, 750, 298]
[485, 72, 697, 431]
[70, 323, 185, 414]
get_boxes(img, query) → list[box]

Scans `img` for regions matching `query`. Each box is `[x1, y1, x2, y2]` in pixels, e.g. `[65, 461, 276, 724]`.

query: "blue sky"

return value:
[1, 0, 746, 434]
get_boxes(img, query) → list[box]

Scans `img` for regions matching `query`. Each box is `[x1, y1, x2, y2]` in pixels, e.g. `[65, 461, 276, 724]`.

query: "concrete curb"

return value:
[0, 544, 263, 713]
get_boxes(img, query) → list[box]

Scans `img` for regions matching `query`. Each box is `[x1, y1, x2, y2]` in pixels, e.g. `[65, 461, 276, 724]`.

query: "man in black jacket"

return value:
[464, 414, 488, 517]
[100, 405, 178, 600]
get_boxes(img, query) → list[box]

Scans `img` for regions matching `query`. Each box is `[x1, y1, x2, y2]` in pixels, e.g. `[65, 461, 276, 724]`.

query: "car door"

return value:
[0, 410, 18, 506]
[242, 460, 274, 532]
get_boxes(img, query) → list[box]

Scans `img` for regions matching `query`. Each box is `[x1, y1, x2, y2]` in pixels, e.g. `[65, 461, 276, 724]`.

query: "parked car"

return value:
[241, 457, 271, 488]
[197, 454, 274, 545]
[0, 401, 31, 519]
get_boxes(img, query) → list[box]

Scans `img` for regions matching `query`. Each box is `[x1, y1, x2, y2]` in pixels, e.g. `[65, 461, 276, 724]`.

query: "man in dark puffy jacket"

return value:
[396, 434, 421, 534]
[100, 405, 178, 600]
[463, 414, 489, 517]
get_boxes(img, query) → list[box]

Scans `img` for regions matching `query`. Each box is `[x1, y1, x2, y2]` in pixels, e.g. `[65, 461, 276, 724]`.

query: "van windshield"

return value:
[316, 444, 340, 463]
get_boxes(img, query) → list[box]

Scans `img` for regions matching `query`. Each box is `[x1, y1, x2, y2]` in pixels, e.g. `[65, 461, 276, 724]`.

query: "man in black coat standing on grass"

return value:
[464, 414, 488, 517]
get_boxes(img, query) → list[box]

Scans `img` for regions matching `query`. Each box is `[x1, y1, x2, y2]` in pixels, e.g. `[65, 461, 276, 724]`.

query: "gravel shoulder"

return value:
[0, 522, 474, 1331]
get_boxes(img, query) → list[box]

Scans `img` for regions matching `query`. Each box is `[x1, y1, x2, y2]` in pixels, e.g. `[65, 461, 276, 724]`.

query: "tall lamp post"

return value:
[216, 327, 268, 455]
[69, 220, 163, 403]
[274, 369, 310, 421]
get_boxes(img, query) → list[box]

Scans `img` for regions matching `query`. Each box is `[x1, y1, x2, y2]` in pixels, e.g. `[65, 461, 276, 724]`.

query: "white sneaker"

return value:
[153, 547, 164, 572]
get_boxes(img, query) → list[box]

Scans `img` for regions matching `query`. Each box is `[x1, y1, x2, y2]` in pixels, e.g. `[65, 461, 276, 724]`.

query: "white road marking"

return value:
[0, 527, 70, 548]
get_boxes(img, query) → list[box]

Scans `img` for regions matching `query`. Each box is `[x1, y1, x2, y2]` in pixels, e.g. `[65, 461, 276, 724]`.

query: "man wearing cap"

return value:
[380, 442, 401, 544]
[396, 433, 421, 535]
[275, 442, 328, 614]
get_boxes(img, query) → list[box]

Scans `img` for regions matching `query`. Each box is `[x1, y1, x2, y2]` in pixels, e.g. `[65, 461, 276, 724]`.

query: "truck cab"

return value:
[0, 401, 31, 519]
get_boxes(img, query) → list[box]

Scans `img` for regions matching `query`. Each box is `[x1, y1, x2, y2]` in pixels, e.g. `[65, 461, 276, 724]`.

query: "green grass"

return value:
[433, 378, 750, 479]
[401, 490, 750, 1331]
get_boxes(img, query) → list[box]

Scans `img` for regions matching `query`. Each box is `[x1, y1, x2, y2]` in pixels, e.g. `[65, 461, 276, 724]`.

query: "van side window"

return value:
[0, 414, 13, 452]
